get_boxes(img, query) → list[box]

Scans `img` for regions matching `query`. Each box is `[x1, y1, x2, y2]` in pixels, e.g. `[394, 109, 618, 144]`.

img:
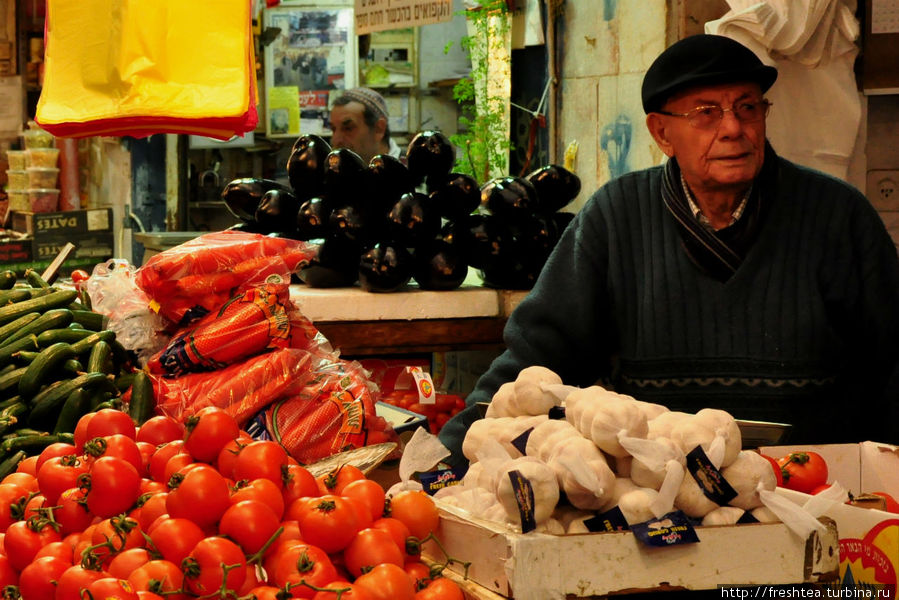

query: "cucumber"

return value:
[24, 269, 51, 289]
[0, 308, 74, 347]
[69, 330, 116, 355]
[88, 341, 113, 375]
[0, 289, 32, 305]
[0, 433, 71, 454]
[0, 313, 40, 344]
[0, 450, 26, 478]
[28, 372, 114, 428]
[0, 336, 40, 369]
[129, 371, 155, 425]
[19, 342, 78, 398]
[114, 372, 137, 392]
[70, 310, 106, 332]
[78, 288, 93, 311]
[37, 328, 96, 347]
[0, 367, 27, 397]
[0, 271, 16, 290]
[53, 388, 91, 434]
[0, 290, 79, 326]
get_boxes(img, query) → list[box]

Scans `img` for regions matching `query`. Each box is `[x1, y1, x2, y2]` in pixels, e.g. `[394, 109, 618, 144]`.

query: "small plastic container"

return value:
[27, 167, 59, 189]
[28, 188, 60, 213]
[22, 126, 54, 150]
[6, 150, 27, 170]
[26, 147, 59, 168]
[5, 170, 28, 190]
[8, 190, 29, 212]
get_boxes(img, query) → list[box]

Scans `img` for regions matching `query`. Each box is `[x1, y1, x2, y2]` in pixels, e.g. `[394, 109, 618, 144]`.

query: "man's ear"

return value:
[373, 116, 387, 142]
[646, 113, 675, 158]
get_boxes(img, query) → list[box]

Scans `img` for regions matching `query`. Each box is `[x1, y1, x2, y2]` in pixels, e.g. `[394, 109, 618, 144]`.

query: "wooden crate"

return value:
[423, 504, 840, 600]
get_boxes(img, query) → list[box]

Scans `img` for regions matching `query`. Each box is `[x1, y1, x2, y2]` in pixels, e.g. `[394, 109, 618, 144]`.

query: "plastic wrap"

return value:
[134, 231, 317, 325]
[264, 358, 396, 464]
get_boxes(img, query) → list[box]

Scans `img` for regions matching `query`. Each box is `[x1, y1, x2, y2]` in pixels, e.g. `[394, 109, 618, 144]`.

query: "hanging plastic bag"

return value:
[36, 0, 257, 139]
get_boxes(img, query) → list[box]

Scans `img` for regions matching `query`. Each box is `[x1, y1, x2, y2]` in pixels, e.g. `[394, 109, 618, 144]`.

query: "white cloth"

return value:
[706, 0, 861, 182]
[387, 137, 403, 159]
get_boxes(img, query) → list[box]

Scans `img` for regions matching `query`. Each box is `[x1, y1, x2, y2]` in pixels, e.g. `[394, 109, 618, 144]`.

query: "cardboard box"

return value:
[423, 504, 839, 599]
[0, 232, 113, 276]
[32, 232, 114, 263]
[0, 238, 33, 263]
[11, 208, 113, 238]
[761, 442, 899, 593]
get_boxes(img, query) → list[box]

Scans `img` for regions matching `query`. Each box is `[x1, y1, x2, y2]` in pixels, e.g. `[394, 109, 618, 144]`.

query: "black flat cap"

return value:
[641, 34, 777, 114]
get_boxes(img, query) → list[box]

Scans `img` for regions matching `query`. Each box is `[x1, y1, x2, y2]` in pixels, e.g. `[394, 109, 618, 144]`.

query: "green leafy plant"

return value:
[445, 0, 513, 184]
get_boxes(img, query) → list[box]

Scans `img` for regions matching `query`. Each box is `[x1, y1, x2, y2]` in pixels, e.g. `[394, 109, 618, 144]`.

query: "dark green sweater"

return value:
[440, 156, 899, 464]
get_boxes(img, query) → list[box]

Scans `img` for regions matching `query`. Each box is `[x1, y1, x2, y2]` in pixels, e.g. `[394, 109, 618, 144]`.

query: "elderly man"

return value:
[328, 87, 402, 164]
[438, 34, 899, 465]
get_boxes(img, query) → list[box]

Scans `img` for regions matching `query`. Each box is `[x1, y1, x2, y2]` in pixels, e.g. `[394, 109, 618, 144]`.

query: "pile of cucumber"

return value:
[0, 268, 153, 475]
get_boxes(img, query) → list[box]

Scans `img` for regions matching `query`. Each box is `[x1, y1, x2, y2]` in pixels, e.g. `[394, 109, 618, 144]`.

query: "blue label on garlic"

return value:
[631, 510, 700, 547]
[585, 506, 629, 532]
[686, 446, 738, 505]
[507, 469, 538, 533]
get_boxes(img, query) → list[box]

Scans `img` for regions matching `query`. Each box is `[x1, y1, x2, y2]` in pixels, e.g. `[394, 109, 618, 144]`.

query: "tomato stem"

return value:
[416, 532, 471, 579]
[243, 525, 284, 565]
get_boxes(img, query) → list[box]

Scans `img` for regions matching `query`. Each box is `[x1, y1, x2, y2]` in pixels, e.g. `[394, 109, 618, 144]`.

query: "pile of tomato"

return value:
[0, 407, 464, 600]
[380, 393, 467, 435]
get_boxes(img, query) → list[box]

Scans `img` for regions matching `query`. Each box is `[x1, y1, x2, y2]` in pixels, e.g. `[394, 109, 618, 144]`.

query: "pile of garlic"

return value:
[435, 366, 780, 534]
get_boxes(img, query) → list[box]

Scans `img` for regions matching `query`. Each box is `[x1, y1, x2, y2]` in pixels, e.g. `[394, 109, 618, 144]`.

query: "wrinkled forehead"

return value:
[662, 81, 764, 109]
[330, 102, 368, 126]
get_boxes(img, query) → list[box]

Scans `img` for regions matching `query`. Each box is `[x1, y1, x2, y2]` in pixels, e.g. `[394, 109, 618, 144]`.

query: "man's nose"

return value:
[717, 109, 744, 137]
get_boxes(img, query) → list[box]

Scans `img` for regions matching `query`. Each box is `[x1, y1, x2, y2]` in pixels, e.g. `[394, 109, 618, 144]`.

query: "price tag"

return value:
[585, 506, 629, 532]
[407, 366, 435, 405]
[419, 465, 467, 495]
[686, 446, 738, 505]
[630, 510, 700, 547]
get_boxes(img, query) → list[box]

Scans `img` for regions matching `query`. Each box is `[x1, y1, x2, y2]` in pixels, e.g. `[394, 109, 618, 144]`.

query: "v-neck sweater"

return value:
[439, 156, 899, 463]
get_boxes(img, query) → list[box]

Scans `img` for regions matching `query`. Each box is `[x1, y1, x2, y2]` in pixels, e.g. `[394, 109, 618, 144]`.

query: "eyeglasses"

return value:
[657, 99, 772, 129]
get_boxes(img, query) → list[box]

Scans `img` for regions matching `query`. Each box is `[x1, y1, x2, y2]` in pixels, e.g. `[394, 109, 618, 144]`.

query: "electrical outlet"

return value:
[867, 170, 899, 211]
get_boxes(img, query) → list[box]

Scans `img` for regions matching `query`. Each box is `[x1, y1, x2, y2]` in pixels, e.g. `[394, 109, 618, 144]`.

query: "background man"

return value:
[328, 87, 402, 164]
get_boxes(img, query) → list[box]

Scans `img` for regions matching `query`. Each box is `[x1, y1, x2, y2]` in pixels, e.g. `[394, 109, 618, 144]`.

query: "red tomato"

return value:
[74, 413, 96, 453]
[15, 455, 38, 476]
[83, 434, 143, 472]
[218, 500, 281, 554]
[55, 487, 93, 536]
[86, 577, 140, 600]
[135, 492, 168, 531]
[776, 451, 828, 494]
[343, 528, 405, 577]
[87, 456, 142, 518]
[166, 464, 231, 529]
[316, 465, 365, 496]
[91, 516, 145, 566]
[872, 491, 899, 514]
[162, 453, 195, 484]
[0, 483, 29, 533]
[0, 554, 17, 588]
[147, 441, 188, 483]
[311, 582, 372, 600]
[4, 518, 63, 571]
[282, 464, 319, 507]
[135, 443, 157, 478]
[36, 454, 89, 504]
[270, 542, 338, 599]
[35, 442, 77, 473]
[292, 495, 360, 554]
[70, 269, 90, 286]
[108, 547, 152, 580]
[183, 537, 247, 596]
[354, 563, 416, 600]
[414, 577, 464, 600]
[86, 408, 137, 440]
[759, 454, 784, 487]
[17, 556, 70, 600]
[215, 434, 252, 479]
[33, 540, 74, 563]
[388, 490, 440, 541]
[232, 441, 289, 489]
[147, 518, 205, 565]
[56, 565, 109, 600]
[128, 560, 188, 600]
[2, 471, 38, 493]
[183, 407, 239, 463]
[342, 479, 387, 522]
[231, 478, 285, 520]
[135, 416, 185, 446]
[403, 560, 432, 588]
[248, 586, 282, 600]
[345, 495, 375, 531]
[372, 518, 414, 559]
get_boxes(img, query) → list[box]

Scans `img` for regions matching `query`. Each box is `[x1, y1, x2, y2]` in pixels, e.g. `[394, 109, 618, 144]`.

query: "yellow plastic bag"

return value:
[36, 0, 256, 139]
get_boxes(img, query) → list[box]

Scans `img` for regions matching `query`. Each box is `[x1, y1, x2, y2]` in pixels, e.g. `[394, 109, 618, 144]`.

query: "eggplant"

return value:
[323, 148, 366, 208]
[295, 197, 333, 241]
[454, 213, 514, 271]
[429, 172, 481, 220]
[329, 203, 385, 246]
[406, 130, 455, 185]
[412, 238, 468, 291]
[299, 236, 362, 288]
[526, 164, 581, 213]
[221, 178, 292, 223]
[480, 257, 542, 290]
[480, 176, 538, 222]
[510, 213, 558, 264]
[287, 134, 331, 201]
[386, 192, 441, 248]
[367, 154, 415, 214]
[255, 188, 300, 235]
[358, 243, 413, 293]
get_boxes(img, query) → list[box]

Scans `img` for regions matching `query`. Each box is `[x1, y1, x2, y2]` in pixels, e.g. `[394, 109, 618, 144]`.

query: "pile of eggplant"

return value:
[221, 131, 581, 292]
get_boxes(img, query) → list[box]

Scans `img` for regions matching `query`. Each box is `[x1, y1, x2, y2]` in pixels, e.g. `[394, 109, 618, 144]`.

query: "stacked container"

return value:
[20, 122, 60, 213]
